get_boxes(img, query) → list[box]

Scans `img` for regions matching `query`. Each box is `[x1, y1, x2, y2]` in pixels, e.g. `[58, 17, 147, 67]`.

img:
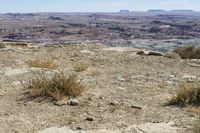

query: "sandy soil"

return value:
[0, 44, 199, 133]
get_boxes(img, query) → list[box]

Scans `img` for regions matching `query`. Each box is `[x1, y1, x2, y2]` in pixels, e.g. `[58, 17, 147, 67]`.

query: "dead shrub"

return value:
[0, 43, 6, 49]
[188, 107, 200, 114]
[90, 70, 101, 76]
[167, 83, 200, 107]
[73, 62, 89, 72]
[27, 59, 58, 69]
[164, 51, 181, 59]
[24, 72, 87, 101]
[174, 45, 200, 59]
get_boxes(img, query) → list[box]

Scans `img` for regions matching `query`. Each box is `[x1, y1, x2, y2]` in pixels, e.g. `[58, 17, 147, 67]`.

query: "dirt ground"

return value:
[0, 44, 199, 133]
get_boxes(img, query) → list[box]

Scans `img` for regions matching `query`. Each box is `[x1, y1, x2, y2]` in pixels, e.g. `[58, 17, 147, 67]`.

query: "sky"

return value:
[0, 0, 200, 13]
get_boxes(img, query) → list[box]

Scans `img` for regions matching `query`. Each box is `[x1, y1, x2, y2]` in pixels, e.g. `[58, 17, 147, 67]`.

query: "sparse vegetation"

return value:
[11, 43, 28, 48]
[27, 59, 58, 69]
[167, 83, 200, 107]
[188, 107, 200, 114]
[0, 43, 6, 49]
[73, 62, 89, 72]
[24, 72, 87, 101]
[174, 45, 200, 59]
[89, 69, 101, 76]
[164, 51, 181, 59]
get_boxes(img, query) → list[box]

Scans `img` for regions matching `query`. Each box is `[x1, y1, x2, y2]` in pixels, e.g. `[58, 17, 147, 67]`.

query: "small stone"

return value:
[99, 96, 104, 99]
[68, 98, 79, 106]
[0, 90, 5, 96]
[70, 58, 74, 61]
[4, 67, 29, 76]
[131, 105, 142, 110]
[169, 75, 175, 78]
[138, 50, 164, 56]
[88, 97, 92, 101]
[12, 81, 21, 86]
[118, 87, 126, 90]
[146, 51, 164, 56]
[85, 117, 94, 121]
[110, 100, 119, 106]
[80, 50, 95, 55]
[182, 75, 197, 82]
[117, 77, 125, 81]
[76, 126, 82, 130]
[54, 98, 68, 106]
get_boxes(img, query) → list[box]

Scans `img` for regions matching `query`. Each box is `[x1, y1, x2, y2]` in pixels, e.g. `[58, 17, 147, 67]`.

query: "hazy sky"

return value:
[1, 0, 200, 13]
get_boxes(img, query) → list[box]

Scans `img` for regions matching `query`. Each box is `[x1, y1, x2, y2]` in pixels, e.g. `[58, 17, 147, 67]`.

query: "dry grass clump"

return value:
[164, 51, 181, 59]
[174, 45, 200, 59]
[167, 83, 200, 107]
[73, 62, 89, 72]
[0, 43, 6, 49]
[25, 72, 87, 100]
[11, 43, 28, 48]
[188, 107, 200, 114]
[27, 59, 58, 69]
[90, 70, 101, 76]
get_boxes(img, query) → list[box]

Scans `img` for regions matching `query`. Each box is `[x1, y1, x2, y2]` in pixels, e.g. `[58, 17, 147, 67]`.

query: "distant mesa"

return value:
[148, 10, 166, 12]
[5, 13, 21, 16]
[119, 10, 130, 13]
[171, 10, 194, 12]
[48, 16, 64, 20]
[148, 9, 195, 13]
[170, 10, 194, 13]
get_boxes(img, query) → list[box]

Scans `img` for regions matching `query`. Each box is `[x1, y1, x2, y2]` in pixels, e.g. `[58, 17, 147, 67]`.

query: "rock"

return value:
[39, 127, 120, 133]
[110, 100, 119, 106]
[187, 59, 200, 67]
[137, 50, 164, 56]
[102, 47, 142, 52]
[145, 51, 164, 56]
[131, 105, 142, 110]
[70, 58, 74, 61]
[169, 75, 176, 78]
[85, 117, 94, 121]
[0, 90, 5, 96]
[136, 51, 145, 55]
[12, 81, 21, 86]
[134, 122, 180, 133]
[182, 75, 197, 82]
[38, 127, 86, 133]
[80, 50, 95, 55]
[187, 63, 200, 67]
[54, 98, 68, 106]
[117, 77, 125, 81]
[68, 98, 79, 106]
[4, 67, 29, 76]
[99, 96, 104, 99]
[118, 87, 126, 90]
[0, 70, 4, 74]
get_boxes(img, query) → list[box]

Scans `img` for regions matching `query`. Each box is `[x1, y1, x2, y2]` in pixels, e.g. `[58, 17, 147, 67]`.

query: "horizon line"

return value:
[1, 10, 200, 14]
